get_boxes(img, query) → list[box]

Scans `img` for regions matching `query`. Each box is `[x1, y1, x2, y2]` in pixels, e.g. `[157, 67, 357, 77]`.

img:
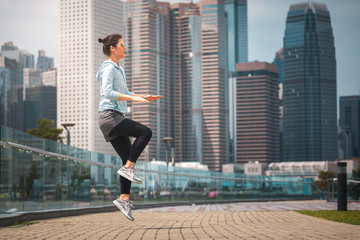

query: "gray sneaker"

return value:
[117, 166, 143, 184]
[113, 198, 134, 221]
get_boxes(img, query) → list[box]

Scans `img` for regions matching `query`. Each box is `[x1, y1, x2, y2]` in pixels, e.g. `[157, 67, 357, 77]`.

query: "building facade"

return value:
[37, 50, 54, 72]
[23, 68, 42, 100]
[42, 69, 57, 87]
[339, 96, 360, 159]
[25, 85, 57, 131]
[123, 0, 171, 162]
[225, 0, 248, 72]
[235, 62, 280, 163]
[0, 56, 24, 131]
[272, 47, 284, 161]
[168, 0, 228, 171]
[225, 0, 248, 164]
[282, 2, 337, 162]
[0, 41, 33, 132]
[57, 0, 124, 154]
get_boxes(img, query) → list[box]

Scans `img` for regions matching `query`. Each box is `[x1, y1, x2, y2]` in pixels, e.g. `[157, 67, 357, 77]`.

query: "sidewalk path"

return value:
[137, 200, 360, 212]
[1, 201, 359, 240]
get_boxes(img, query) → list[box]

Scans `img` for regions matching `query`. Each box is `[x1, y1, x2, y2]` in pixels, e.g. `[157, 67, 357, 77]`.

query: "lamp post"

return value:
[162, 137, 173, 166]
[61, 123, 75, 145]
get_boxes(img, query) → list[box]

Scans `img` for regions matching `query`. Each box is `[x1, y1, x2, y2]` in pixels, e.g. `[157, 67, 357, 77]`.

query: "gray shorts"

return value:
[98, 110, 126, 142]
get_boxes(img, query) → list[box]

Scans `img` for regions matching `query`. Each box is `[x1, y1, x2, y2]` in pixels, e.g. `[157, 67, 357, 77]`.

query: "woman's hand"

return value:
[131, 96, 149, 103]
[143, 95, 162, 102]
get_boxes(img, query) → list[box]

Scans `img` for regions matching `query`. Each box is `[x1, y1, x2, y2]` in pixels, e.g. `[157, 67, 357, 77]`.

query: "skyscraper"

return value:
[225, 0, 248, 72]
[235, 62, 280, 163]
[0, 42, 33, 132]
[42, 69, 57, 87]
[273, 47, 284, 161]
[170, 3, 202, 163]
[57, 0, 124, 153]
[0, 56, 24, 131]
[282, 2, 337, 162]
[23, 68, 42, 100]
[168, 0, 228, 171]
[25, 85, 57, 131]
[123, 0, 171, 162]
[37, 50, 54, 72]
[225, 0, 248, 164]
[339, 96, 360, 159]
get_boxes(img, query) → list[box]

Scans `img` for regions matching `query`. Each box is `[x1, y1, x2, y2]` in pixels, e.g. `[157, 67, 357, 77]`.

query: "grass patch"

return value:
[295, 210, 360, 225]
[12, 217, 34, 226]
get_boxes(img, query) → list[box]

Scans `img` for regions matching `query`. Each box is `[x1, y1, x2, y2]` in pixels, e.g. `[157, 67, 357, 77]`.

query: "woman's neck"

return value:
[108, 55, 120, 65]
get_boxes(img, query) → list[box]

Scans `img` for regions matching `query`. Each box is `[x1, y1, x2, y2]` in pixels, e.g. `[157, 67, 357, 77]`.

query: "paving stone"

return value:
[1, 201, 360, 239]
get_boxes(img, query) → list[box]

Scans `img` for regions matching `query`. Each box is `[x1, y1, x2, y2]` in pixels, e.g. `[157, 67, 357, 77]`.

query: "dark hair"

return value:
[98, 34, 122, 56]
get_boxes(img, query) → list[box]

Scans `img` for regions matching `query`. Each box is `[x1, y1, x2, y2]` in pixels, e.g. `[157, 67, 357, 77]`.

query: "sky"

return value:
[0, 0, 359, 100]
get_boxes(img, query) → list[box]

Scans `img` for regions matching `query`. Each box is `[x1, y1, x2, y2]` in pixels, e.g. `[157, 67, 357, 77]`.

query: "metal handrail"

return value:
[0, 140, 316, 184]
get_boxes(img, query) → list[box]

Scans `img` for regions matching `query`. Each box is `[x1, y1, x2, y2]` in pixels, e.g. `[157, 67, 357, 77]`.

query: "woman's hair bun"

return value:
[98, 38, 104, 43]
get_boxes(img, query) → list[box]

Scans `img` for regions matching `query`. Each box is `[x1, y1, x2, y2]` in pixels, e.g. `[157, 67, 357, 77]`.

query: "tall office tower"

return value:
[0, 57, 24, 131]
[199, 0, 228, 171]
[282, 2, 337, 162]
[272, 48, 283, 85]
[0, 42, 35, 70]
[123, 0, 171, 162]
[169, 0, 228, 171]
[225, 0, 248, 72]
[1, 42, 18, 51]
[273, 47, 284, 161]
[339, 96, 360, 159]
[25, 86, 57, 131]
[23, 68, 42, 100]
[235, 62, 280, 163]
[36, 50, 54, 71]
[57, 0, 124, 153]
[170, 2, 202, 163]
[0, 42, 32, 132]
[42, 69, 57, 87]
[225, 0, 248, 164]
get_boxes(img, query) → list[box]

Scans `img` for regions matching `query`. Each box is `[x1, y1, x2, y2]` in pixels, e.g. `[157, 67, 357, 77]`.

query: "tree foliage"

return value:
[27, 118, 64, 143]
[315, 170, 335, 191]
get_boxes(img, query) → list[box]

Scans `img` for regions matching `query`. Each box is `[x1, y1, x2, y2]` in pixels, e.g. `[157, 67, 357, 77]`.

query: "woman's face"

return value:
[112, 39, 126, 59]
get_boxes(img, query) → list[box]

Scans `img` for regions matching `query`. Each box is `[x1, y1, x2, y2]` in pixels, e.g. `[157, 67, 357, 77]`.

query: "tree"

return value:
[27, 118, 64, 143]
[25, 163, 40, 198]
[349, 163, 360, 200]
[315, 170, 335, 191]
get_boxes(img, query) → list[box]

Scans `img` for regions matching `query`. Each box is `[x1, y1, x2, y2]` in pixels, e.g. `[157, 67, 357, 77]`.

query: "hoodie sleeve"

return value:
[101, 64, 120, 101]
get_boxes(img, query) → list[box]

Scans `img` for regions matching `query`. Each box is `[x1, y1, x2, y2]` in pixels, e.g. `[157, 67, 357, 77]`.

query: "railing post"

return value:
[327, 179, 330, 201]
[337, 162, 347, 211]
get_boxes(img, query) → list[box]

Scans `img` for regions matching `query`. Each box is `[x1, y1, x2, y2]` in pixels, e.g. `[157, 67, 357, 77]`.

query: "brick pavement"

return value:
[1, 201, 360, 240]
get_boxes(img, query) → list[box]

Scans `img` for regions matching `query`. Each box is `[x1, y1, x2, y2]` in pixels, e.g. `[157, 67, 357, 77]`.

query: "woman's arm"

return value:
[118, 93, 149, 103]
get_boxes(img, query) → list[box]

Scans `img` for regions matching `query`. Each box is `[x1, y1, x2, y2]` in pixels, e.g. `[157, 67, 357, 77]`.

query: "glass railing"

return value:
[326, 178, 360, 202]
[0, 125, 322, 216]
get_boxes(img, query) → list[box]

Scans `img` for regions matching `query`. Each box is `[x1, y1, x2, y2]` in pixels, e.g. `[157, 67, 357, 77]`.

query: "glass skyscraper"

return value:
[123, 0, 171, 162]
[282, 2, 337, 162]
[170, 0, 228, 171]
[339, 96, 360, 159]
[225, 0, 248, 72]
[36, 50, 54, 72]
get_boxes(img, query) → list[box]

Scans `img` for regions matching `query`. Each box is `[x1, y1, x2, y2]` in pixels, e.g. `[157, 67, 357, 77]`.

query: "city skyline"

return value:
[1, 0, 359, 102]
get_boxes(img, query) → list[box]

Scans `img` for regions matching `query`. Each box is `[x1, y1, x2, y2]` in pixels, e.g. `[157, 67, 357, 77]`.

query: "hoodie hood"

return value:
[96, 60, 119, 83]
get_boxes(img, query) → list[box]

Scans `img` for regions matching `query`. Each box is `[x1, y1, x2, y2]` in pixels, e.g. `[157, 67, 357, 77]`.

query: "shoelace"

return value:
[130, 166, 138, 172]
[126, 200, 134, 209]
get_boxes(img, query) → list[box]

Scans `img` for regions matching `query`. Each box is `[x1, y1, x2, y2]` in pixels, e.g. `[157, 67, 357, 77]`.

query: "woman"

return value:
[97, 34, 161, 221]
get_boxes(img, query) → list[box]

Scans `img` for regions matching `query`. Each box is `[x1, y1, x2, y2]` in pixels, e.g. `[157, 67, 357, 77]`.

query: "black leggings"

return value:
[110, 118, 152, 194]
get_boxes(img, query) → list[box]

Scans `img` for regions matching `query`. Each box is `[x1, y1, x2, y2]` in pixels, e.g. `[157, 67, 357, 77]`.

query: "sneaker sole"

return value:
[117, 169, 143, 184]
[113, 200, 134, 221]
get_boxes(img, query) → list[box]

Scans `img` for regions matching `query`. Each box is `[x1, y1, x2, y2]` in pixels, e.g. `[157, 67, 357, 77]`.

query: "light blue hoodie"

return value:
[97, 60, 132, 114]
